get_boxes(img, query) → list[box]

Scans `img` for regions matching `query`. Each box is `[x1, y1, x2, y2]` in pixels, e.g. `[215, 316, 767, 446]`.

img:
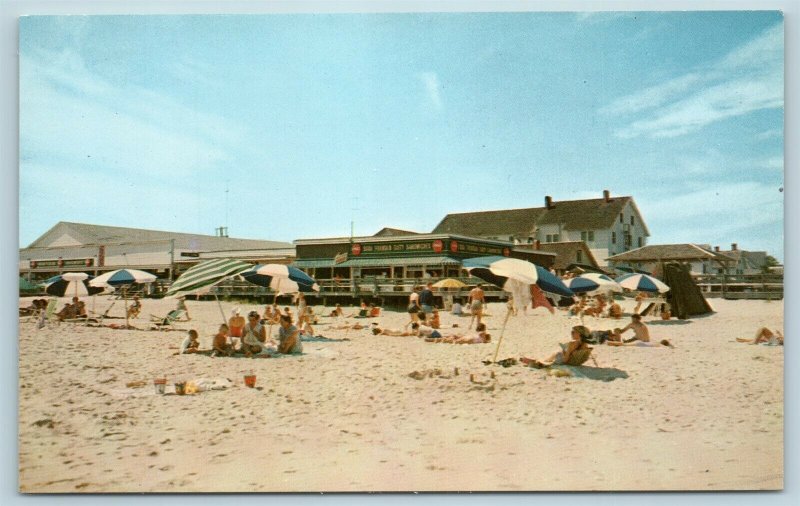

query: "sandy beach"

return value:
[18, 296, 783, 492]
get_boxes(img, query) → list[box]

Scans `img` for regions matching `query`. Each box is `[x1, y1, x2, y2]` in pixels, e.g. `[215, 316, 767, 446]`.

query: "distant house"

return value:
[605, 243, 735, 275]
[532, 241, 602, 275]
[709, 244, 770, 275]
[432, 190, 649, 266]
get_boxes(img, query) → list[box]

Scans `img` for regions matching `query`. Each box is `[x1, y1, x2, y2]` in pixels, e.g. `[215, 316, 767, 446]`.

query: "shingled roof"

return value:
[536, 197, 633, 230]
[432, 207, 545, 237]
[27, 221, 293, 251]
[373, 227, 421, 237]
[432, 194, 648, 236]
[606, 244, 734, 263]
[537, 241, 600, 271]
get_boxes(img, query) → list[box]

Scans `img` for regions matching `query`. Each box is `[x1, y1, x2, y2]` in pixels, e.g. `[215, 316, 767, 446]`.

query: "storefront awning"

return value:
[339, 256, 462, 268]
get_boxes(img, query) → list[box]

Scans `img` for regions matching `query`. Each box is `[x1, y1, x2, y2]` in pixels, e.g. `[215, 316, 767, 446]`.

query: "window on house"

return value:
[619, 213, 624, 223]
[612, 231, 616, 244]
[545, 234, 551, 243]
[509, 236, 514, 242]
[576, 250, 583, 263]
[527, 237, 534, 244]
[553, 234, 560, 242]
[630, 215, 635, 225]
[637, 237, 643, 247]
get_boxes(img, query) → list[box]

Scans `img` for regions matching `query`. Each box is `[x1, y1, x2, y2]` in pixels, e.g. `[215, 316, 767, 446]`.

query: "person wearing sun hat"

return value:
[228, 307, 245, 340]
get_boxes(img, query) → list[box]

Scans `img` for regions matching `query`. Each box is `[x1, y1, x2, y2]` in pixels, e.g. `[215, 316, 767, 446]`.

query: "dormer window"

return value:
[630, 216, 635, 226]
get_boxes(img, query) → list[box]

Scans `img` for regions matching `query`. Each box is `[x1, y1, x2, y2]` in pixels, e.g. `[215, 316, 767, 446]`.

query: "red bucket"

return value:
[244, 375, 257, 388]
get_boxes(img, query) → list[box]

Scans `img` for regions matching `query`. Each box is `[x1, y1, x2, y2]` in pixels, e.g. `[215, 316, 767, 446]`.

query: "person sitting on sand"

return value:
[412, 322, 442, 339]
[737, 327, 784, 345]
[127, 296, 142, 319]
[329, 304, 344, 318]
[582, 295, 606, 317]
[433, 323, 491, 344]
[520, 325, 595, 368]
[228, 308, 245, 339]
[240, 311, 267, 356]
[212, 324, 234, 357]
[283, 307, 293, 323]
[277, 314, 303, 354]
[568, 295, 587, 317]
[179, 329, 200, 354]
[57, 297, 80, 321]
[608, 301, 623, 319]
[262, 304, 274, 323]
[429, 308, 441, 329]
[371, 326, 413, 336]
[618, 314, 651, 343]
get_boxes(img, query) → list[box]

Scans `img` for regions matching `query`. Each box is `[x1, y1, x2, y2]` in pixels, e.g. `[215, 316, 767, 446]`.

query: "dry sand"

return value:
[18, 296, 783, 492]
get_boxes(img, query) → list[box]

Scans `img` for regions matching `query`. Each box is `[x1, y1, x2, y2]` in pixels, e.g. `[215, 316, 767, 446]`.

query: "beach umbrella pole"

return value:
[491, 306, 513, 363]
[123, 287, 130, 328]
[214, 293, 227, 325]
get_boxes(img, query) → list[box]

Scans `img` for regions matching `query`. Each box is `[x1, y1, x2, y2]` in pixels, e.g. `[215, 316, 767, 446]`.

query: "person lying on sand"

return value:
[330, 322, 366, 330]
[178, 329, 200, 355]
[607, 338, 673, 347]
[520, 325, 595, 368]
[212, 324, 234, 357]
[412, 322, 442, 339]
[736, 327, 784, 345]
[585, 327, 623, 344]
[427, 323, 491, 344]
[372, 326, 413, 336]
[328, 304, 344, 318]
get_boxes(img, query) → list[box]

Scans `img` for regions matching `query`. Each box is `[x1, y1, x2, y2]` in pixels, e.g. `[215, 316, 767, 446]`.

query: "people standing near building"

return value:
[468, 283, 486, 329]
[419, 282, 435, 315]
[405, 285, 422, 330]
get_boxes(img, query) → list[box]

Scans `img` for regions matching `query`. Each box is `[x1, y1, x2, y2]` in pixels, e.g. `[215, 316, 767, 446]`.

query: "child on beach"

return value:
[412, 322, 441, 339]
[179, 329, 200, 354]
[737, 327, 784, 345]
[618, 314, 651, 343]
[212, 324, 233, 357]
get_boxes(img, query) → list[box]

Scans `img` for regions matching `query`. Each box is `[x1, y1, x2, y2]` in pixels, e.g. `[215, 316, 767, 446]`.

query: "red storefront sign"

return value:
[432, 239, 443, 253]
[351, 243, 362, 256]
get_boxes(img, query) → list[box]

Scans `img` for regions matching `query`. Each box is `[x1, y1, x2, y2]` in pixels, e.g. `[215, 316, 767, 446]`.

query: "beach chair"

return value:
[35, 299, 59, 328]
[149, 309, 186, 331]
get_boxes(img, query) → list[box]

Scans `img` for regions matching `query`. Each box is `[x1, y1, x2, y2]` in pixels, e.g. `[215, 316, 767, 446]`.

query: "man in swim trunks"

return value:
[468, 283, 486, 329]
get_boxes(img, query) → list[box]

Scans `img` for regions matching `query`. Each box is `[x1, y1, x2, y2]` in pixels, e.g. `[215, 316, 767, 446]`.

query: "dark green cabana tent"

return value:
[19, 277, 40, 294]
[662, 262, 713, 319]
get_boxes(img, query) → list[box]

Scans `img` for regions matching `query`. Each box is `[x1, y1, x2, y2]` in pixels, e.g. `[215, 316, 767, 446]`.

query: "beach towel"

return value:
[300, 334, 351, 342]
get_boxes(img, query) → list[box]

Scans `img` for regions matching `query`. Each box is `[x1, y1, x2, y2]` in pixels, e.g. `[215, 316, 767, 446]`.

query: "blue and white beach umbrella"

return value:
[241, 264, 320, 295]
[462, 256, 574, 297]
[566, 273, 622, 294]
[615, 273, 670, 294]
[90, 269, 157, 287]
[43, 272, 107, 298]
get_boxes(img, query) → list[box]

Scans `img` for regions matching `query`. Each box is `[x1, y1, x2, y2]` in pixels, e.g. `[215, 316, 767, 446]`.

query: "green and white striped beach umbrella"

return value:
[165, 258, 253, 299]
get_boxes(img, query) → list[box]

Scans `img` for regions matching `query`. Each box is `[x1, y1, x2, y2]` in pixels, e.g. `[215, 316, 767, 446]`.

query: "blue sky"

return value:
[19, 11, 784, 259]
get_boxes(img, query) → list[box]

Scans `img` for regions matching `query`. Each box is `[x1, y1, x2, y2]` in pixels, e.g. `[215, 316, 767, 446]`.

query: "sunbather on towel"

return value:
[371, 326, 413, 336]
[521, 325, 593, 367]
[736, 327, 784, 345]
[412, 322, 441, 339]
[430, 323, 491, 344]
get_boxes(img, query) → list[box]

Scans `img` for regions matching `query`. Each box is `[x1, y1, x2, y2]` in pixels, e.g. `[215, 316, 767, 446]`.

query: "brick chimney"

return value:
[731, 243, 738, 251]
[603, 189, 610, 202]
[545, 196, 553, 209]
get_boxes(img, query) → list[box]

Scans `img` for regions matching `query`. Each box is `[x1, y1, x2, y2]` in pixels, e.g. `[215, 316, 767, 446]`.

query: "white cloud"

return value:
[756, 156, 783, 170]
[605, 22, 784, 139]
[418, 71, 442, 110]
[20, 48, 248, 178]
[756, 128, 783, 140]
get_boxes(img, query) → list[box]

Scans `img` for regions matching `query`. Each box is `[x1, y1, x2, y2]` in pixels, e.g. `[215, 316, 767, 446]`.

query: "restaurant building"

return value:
[292, 232, 556, 303]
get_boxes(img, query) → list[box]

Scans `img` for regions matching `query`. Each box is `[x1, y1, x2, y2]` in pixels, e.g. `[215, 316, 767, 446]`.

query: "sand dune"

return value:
[18, 296, 783, 492]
